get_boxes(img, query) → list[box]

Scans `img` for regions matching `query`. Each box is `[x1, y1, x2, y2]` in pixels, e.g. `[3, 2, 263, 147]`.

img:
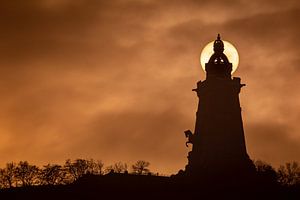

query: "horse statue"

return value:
[184, 130, 194, 147]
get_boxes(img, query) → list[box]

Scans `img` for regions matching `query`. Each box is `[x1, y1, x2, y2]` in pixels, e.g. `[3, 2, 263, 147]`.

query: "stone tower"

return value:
[184, 34, 255, 182]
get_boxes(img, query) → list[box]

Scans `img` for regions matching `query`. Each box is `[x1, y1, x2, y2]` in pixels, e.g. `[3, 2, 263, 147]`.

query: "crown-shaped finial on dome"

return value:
[214, 33, 224, 53]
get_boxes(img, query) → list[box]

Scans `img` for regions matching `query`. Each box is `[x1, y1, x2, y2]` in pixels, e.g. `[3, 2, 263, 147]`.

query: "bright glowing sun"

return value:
[200, 41, 239, 74]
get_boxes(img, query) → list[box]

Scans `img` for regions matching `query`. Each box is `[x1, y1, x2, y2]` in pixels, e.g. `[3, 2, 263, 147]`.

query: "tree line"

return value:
[0, 159, 299, 189]
[254, 160, 300, 186]
[0, 159, 151, 189]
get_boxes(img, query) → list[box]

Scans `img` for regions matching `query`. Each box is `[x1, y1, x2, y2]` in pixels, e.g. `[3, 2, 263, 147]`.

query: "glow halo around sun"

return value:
[200, 41, 239, 74]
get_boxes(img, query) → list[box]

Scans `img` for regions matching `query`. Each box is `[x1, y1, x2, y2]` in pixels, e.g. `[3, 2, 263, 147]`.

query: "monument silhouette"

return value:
[183, 34, 256, 184]
[1, 35, 299, 200]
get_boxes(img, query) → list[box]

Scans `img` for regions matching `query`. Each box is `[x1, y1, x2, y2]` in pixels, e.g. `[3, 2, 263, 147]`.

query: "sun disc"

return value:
[200, 41, 239, 74]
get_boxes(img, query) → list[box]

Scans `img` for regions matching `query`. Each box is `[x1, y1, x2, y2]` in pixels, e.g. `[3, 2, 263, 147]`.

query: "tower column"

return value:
[183, 35, 255, 182]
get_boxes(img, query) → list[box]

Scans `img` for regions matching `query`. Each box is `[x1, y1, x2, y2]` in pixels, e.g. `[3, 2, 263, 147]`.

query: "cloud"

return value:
[246, 122, 300, 167]
[0, 0, 299, 174]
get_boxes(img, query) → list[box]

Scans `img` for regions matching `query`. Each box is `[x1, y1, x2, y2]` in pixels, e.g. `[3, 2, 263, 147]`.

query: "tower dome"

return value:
[205, 34, 232, 79]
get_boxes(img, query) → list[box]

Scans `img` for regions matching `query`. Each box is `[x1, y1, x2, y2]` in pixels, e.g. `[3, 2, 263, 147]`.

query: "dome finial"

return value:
[213, 33, 224, 53]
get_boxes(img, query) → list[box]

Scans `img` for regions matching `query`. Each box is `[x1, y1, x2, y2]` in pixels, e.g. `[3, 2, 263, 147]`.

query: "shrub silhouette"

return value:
[277, 161, 300, 186]
[254, 160, 277, 184]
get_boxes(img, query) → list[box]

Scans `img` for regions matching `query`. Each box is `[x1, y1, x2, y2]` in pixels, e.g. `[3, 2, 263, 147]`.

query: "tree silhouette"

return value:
[0, 162, 17, 188]
[277, 161, 300, 186]
[131, 160, 150, 175]
[85, 159, 104, 175]
[15, 161, 39, 187]
[105, 162, 128, 173]
[64, 159, 88, 182]
[64, 159, 104, 182]
[39, 164, 66, 185]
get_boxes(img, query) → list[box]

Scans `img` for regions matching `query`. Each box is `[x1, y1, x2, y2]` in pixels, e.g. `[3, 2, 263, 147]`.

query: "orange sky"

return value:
[0, 0, 299, 175]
